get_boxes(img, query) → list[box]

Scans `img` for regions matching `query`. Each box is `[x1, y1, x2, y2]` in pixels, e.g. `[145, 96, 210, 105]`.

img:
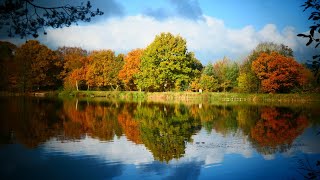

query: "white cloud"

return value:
[181, 129, 254, 165]
[41, 127, 319, 167]
[44, 14, 310, 64]
[43, 135, 154, 165]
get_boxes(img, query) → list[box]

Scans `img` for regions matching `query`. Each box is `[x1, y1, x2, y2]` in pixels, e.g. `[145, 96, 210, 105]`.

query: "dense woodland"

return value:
[0, 32, 318, 93]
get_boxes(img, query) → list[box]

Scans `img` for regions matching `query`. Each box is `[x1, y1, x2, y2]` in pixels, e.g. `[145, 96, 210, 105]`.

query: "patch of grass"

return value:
[54, 90, 320, 105]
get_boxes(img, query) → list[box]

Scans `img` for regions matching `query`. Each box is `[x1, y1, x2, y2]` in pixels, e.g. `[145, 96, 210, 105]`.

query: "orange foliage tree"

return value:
[86, 50, 124, 90]
[252, 52, 307, 93]
[57, 47, 88, 90]
[118, 49, 144, 90]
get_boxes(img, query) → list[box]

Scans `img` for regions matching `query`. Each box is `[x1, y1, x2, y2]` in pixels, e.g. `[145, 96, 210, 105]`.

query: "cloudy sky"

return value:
[2, 0, 317, 64]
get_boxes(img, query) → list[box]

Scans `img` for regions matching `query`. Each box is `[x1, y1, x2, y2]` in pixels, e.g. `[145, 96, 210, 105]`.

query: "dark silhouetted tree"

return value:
[297, 0, 320, 82]
[0, 0, 103, 38]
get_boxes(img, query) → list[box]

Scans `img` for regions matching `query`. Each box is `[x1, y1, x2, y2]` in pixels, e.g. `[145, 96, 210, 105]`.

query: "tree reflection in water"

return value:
[117, 103, 142, 144]
[61, 100, 122, 141]
[250, 107, 309, 154]
[0, 97, 63, 148]
[0, 97, 316, 163]
[135, 103, 201, 162]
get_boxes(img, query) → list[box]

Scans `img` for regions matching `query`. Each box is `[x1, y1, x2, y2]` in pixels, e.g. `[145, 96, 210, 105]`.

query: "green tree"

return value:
[190, 74, 219, 92]
[203, 62, 214, 76]
[212, 57, 239, 92]
[237, 73, 258, 93]
[136, 32, 198, 92]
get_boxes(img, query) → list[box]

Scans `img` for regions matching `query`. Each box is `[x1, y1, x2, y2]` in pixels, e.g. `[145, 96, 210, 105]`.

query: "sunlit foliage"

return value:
[118, 49, 144, 91]
[136, 32, 200, 92]
[252, 52, 307, 93]
[56, 46, 88, 91]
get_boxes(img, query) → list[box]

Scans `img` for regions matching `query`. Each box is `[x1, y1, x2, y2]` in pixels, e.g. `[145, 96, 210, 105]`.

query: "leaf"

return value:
[297, 34, 309, 38]
[308, 14, 314, 20]
[306, 38, 313, 46]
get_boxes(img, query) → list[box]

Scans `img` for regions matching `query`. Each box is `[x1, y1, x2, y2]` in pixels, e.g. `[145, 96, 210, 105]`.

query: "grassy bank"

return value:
[2, 90, 319, 104]
[58, 90, 146, 101]
[56, 90, 320, 104]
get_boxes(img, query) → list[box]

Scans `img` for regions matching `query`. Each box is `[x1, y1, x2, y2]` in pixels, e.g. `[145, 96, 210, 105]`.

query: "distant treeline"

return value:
[0, 32, 318, 93]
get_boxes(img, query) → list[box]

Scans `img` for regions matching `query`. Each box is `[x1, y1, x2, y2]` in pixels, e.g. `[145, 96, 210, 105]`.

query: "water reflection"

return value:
[0, 97, 63, 147]
[0, 97, 320, 179]
[135, 103, 201, 162]
[250, 107, 309, 155]
[62, 100, 122, 141]
[0, 97, 319, 161]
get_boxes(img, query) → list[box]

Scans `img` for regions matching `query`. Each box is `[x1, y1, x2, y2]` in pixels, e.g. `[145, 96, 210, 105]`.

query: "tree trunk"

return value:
[76, 80, 79, 91]
[75, 99, 78, 110]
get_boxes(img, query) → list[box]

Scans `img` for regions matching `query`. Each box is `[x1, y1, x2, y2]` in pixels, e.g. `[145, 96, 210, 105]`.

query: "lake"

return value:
[0, 96, 319, 179]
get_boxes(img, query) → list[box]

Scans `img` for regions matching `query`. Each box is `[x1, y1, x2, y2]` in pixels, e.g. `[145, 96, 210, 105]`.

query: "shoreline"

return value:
[1, 91, 319, 105]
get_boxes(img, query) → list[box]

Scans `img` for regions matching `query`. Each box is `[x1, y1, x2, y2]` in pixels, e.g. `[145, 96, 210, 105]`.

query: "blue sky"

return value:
[3, 0, 316, 64]
[121, 0, 310, 31]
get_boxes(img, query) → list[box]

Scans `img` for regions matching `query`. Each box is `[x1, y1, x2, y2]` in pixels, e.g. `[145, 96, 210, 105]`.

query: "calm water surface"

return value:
[0, 97, 319, 179]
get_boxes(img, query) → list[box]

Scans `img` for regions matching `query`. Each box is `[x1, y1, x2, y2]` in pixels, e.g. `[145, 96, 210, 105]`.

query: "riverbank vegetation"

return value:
[1, 32, 319, 95]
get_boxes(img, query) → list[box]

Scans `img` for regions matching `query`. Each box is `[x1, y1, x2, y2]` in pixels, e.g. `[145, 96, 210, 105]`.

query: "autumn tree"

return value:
[252, 52, 306, 93]
[211, 57, 239, 92]
[298, 65, 316, 91]
[118, 49, 143, 91]
[86, 50, 123, 90]
[238, 42, 294, 93]
[15, 40, 60, 92]
[136, 32, 200, 92]
[0, 0, 103, 38]
[56, 46, 88, 90]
